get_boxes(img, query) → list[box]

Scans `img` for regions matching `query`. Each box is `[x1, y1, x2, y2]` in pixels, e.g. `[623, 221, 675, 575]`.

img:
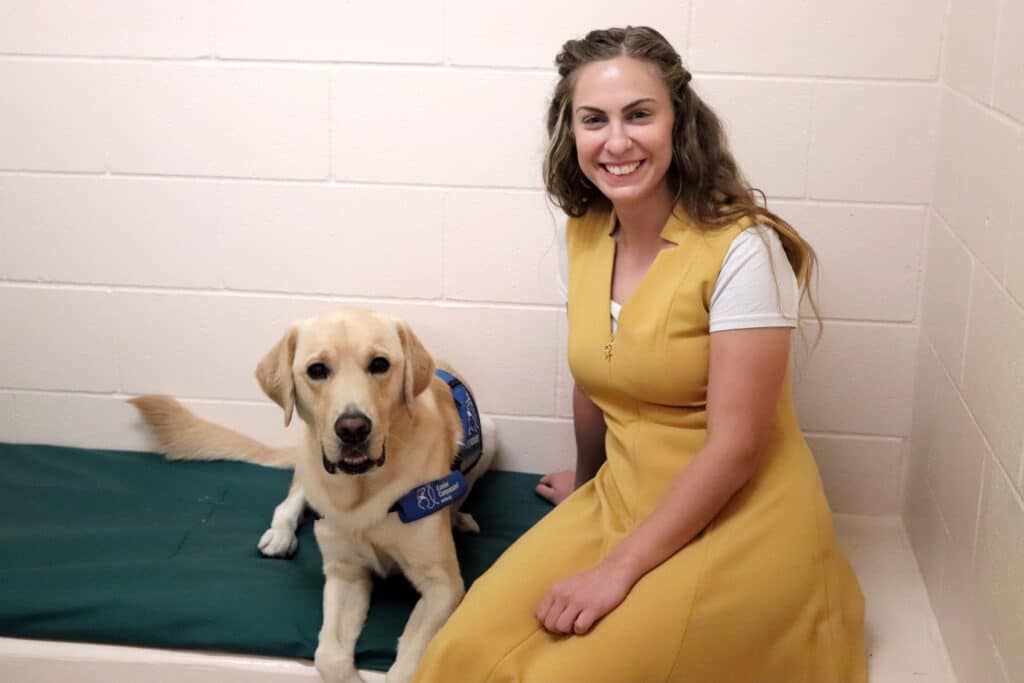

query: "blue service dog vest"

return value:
[388, 369, 484, 524]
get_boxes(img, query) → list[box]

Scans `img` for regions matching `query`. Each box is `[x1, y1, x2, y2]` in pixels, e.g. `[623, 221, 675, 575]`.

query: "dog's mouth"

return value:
[321, 442, 386, 476]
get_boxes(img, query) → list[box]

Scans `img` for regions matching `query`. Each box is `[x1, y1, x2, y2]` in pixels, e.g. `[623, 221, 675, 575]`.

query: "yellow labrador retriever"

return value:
[130, 307, 496, 683]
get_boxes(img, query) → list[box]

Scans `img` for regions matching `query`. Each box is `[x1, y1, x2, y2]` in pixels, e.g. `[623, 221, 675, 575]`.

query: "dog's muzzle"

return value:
[321, 442, 386, 476]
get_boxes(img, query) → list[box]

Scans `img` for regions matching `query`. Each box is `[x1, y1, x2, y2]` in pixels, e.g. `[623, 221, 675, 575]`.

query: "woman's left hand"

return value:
[535, 561, 635, 635]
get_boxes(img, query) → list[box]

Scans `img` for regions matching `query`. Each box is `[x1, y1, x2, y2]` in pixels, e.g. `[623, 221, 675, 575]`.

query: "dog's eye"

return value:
[368, 357, 390, 375]
[307, 362, 330, 380]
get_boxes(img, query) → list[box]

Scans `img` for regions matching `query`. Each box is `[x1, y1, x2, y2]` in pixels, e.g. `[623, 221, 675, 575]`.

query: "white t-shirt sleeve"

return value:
[709, 226, 799, 332]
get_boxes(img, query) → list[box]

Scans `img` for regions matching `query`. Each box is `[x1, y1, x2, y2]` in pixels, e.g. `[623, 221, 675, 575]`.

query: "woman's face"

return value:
[571, 56, 675, 210]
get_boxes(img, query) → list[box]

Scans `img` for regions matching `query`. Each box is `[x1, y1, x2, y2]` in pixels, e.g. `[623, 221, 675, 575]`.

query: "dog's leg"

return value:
[257, 475, 306, 557]
[387, 544, 465, 683]
[314, 523, 371, 683]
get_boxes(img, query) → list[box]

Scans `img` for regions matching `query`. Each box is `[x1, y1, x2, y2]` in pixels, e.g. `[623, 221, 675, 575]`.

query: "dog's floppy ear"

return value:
[256, 325, 299, 427]
[396, 321, 435, 414]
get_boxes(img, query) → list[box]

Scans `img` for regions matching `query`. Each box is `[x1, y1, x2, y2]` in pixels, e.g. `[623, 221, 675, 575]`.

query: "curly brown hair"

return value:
[543, 26, 821, 321]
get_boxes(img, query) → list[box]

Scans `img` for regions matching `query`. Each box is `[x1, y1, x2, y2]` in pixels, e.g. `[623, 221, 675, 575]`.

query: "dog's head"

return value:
[255, 308, 434, 476]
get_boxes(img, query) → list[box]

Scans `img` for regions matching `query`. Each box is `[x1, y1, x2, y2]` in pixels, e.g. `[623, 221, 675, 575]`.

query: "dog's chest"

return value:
[320, 518, 418, 579]
[355, 541, 398, 578]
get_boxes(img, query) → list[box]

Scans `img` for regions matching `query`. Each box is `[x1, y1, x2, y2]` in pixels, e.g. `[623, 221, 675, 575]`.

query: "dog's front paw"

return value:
[258, 527, 298, 557]
[315, 643, 364, 683]
[451, 511, 480, 534]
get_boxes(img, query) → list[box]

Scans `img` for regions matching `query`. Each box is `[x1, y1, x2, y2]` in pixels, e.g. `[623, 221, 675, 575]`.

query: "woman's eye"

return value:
[307, 362, 330, 380]
[581, 115, 604, 125]
[368, 357, 390, 375]
[629, 110, 650, 120]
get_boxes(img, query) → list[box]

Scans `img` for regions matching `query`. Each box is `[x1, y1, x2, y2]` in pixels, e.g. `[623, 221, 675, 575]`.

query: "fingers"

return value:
[555, 604, 583, 634]
[534, 482, 557, 505]
[537, 594, 604, 636]
[573, 609, 597, 635]
[535, 472, 567, 505]
[537, 587, 589, 635]
[536, 591, 568, 633]
[538, 599, 591, 635]
[543, 597, 573, 633]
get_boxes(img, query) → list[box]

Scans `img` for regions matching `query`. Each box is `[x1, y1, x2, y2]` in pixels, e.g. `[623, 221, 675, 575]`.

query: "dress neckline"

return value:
[604, 208, 691, 339]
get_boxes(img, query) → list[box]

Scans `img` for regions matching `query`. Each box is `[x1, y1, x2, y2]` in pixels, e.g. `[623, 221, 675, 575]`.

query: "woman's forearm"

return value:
[572, 383, 607, 489]
[603, 441, 759, 584]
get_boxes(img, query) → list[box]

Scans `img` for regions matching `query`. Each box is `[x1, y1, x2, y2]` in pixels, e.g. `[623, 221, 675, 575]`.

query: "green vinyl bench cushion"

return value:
[0, 443, 551, 672]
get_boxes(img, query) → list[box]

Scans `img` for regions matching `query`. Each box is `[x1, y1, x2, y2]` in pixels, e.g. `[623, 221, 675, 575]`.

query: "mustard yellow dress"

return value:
[412, 207, 866, 683]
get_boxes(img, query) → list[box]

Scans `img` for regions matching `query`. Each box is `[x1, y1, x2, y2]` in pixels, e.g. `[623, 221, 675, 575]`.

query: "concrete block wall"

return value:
[1, 1, 946, 517]
[904, 0, 1024, 681]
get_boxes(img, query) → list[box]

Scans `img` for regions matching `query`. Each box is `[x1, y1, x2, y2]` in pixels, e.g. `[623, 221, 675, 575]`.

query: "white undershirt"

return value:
[556, 221, 799, 334]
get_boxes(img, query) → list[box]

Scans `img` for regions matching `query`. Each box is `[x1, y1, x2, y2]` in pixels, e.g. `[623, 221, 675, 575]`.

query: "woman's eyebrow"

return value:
[575, 98, 658, 115]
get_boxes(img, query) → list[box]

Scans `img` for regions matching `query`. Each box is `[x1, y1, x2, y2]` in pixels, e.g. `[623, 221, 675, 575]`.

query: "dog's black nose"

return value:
[334, 413, 372, 444]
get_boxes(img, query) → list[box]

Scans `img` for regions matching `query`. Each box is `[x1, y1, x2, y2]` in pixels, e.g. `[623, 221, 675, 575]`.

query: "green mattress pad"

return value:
[0, 443, 551, 671]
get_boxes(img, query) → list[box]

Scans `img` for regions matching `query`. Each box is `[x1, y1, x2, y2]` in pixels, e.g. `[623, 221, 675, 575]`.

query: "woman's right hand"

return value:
[535, 470, 576, 506]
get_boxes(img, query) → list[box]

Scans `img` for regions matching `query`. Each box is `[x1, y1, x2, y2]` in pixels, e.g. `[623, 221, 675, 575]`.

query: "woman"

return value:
[413, 26, 866, 683]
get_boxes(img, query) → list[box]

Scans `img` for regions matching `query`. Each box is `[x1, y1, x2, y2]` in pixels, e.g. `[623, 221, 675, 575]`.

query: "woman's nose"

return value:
[605, 121, 632, 155]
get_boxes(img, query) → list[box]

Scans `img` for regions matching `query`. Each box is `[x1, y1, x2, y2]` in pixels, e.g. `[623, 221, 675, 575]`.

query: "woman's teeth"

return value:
[604, 161, 642, 176]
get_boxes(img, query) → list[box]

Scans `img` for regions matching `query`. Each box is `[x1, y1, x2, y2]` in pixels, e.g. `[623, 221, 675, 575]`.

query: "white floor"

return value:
[840, 515, 955, 683]
[0, 515, 955, 683]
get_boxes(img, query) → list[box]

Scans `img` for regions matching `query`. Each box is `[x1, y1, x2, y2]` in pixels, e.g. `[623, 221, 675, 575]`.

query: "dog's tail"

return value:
[128, 395, 295, 468]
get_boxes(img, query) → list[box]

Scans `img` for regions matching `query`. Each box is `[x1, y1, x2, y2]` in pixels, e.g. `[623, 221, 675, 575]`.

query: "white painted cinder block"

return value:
[909, 336, 944, 480]
[1006, 180, 1024, 307]
[921, 210, 973, 381]
[793, 321, 918, 436]
[692, 77, 812, 199]
[781, 201, 925, 322]
[371, 302, 561, 418]
[4, 391, 155, 452]
[904, 341, 949, 606]
[939, 472, 1016, 683]
[975, 461, 1024, 679]
[331, 69, 554, 187]
[961, 268, 1024, 483]
[932, 88, 1021, 280]
[904, 454, 951, 607]
[925, 363, 988, 552]
[0, 61, 110, 172]
[114, 292, 330, 401]
[689, 0, 945, 79]
[0, 176, 222, 288]
[0, 0, 210, 58]
[445, 0, 690, 68]
[490, 416, 574, 474]
[0, 286, 122, 393]
[943, 0, 1001, 105]
[994, 0, 1024, 123]
[107, 63, 330, 179]
[805, 434, 903, 514]
[219, 183, 445, 298]
[443, 190, 560, 305]
[0, 393, 17, 441]
[213, 0, 443, 64]
[807, 82, 938, 203]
